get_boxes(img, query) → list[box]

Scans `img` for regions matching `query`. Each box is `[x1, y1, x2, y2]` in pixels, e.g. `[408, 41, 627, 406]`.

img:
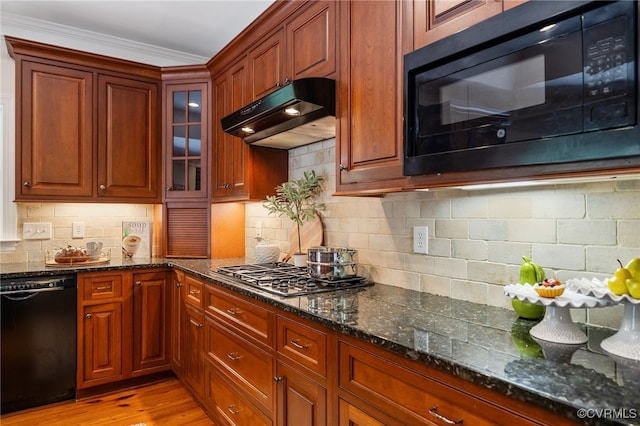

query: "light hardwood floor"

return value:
[0, 378, 214, 425]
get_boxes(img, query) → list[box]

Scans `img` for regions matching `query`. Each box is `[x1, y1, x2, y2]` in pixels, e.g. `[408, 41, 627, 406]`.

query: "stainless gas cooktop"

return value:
[215, 262, 372, 297]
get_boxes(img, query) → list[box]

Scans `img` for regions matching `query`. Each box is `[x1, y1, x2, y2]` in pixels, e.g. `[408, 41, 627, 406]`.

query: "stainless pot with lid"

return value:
[307, 246, 358, 279]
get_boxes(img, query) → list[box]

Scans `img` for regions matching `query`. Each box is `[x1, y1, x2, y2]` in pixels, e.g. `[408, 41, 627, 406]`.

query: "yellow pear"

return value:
[625, 257, 640, 279]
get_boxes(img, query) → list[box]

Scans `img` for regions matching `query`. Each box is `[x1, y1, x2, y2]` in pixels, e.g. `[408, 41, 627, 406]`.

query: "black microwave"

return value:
[403, 0, 639, 177]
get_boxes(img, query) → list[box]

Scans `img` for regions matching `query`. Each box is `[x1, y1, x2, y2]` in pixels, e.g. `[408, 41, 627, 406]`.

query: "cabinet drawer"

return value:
[277, 316, 326, 378]
[206, 365, 273, 426]
[184, 275, 203, 308]
[206, 318, 274, 411]
[205, 286, 274, 348]
[339, 342, 538, 426]
[81, 273, 123, 300]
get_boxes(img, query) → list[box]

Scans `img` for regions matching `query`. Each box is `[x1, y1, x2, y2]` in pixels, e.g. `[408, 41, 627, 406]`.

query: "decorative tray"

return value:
[504, 283, 614, 345]
[45, 249, 111, 267]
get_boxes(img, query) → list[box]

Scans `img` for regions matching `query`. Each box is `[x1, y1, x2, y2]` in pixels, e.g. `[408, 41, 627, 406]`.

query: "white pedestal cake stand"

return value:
[568, 278, 640, 361]
[504, 284, 614, 344]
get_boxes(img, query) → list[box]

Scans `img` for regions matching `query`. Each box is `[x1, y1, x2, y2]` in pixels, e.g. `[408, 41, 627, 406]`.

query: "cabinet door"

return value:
[249, 29, 286, 100]
[286, 1, 336, 80]
[164, 82, 208, 200]
[171, 270, 185, 373]
[213, 57, 253, 201]
[132, 270, 170, 374]
[413, 0, 503, 49]
[18, 61, 93, 198]
[276, 361, 326, 426]
[184, 304, 205, 398]
[81, 302, 123, 383]
[338, 399, 387, 426]
[97, 75, 159, 200]
[336, 1, 409, 194]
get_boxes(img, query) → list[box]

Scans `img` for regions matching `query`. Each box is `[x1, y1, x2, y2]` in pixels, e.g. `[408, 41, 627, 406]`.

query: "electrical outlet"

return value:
[256, 221, 263, 238]
[413, 226, 429, 254]
[72, 222, 85, 238]
[23, 222, 52, 240]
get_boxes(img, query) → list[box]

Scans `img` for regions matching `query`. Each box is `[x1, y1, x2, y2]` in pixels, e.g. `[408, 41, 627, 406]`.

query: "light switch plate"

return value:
[23, 222, 52, 240]
[413, 226, 429, 254]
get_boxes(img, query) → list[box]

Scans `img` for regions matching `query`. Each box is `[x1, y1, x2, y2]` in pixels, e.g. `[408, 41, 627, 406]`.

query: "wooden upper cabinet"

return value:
[335, 0, 410, 195]
[17, 61, 94, 198]
[248, 1, 336, 101]
[98, 75, 159, 199]
[286, 0, 336, 80]
[164, 80, 209, 201]
[7, 37, 161, 202]
[212, 57, 288, 202]
[413, 0, 524, 50]
[249, 29, 285, 100]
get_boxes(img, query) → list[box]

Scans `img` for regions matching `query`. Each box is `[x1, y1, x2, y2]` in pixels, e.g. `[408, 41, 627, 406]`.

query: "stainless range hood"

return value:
[221, 77, 335, 149]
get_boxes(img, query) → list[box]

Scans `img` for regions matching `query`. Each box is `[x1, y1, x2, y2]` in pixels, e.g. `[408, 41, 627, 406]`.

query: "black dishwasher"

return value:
[1, 274, 77, 414]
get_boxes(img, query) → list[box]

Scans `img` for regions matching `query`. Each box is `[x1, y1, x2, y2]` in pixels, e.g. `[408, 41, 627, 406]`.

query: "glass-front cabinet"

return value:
[164, 82, 208, 200]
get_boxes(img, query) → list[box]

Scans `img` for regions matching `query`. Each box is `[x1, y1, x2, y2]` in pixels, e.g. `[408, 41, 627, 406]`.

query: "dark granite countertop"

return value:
[2, 258, 639, 425]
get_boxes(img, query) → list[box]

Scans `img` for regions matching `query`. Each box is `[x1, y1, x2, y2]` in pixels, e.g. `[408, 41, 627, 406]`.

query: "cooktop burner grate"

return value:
[215, 262, 372, 297]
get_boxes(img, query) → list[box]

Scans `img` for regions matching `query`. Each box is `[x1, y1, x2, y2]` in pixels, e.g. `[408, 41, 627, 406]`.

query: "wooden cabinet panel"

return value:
[249, 29, 285, 100]
[184, 304, 205, 398]
[17, 61, 93, 198]
[206, 319, 275, 412]
[276, 361, 326, 426]
[81, 273, 123, 300]
[184, 274, 204, 308]
[286, 1, 337, 80]
[171, 270, 185, 374]
[207, 365, 273, 426]
[205, 285, 275, 349]
[338, 399, 388, 426]
[98, 75, 159, 199]
[336, 0, 409, 195]
[132, 271, 170, 374]
[81, 302, 123, 383]
[338, 341, 540, 426]
[276, 316, 327, 378]
[413, 0, 502, 48]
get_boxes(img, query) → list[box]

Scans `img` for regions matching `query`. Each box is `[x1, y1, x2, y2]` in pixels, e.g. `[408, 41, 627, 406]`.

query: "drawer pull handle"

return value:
[227, 352, 243, 361]
[227, 405, 241, 415]
[189, 289, 200, 295]
[95, 286, 111, 291]
[290, 339, 310, 350]
[226, 308, 241, 315]
[189, 319, 203, 329]
[85, 313, 92, 319]
[135, 281, 142, 286]
[429, 406, 462, 425]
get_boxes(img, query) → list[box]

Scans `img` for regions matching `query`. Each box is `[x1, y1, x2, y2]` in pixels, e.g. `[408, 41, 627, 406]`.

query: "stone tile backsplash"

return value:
[245, 139, 639, 329]
[2, 137, 638, 329]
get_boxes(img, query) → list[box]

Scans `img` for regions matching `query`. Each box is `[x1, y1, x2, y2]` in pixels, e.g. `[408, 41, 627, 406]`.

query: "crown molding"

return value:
[1, 13, 208, 67]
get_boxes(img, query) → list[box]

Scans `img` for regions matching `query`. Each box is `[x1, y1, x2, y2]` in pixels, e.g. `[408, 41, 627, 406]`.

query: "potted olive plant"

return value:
[263, 170, 325, 266]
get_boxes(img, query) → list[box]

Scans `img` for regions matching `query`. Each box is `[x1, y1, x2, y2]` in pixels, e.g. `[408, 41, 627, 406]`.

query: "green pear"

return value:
[625, 257, 640, 280]
[608, 259, 631, 295]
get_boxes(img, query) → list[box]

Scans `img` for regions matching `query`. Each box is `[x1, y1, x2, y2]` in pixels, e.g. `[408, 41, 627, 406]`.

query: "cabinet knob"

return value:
[339, 164, 348, 171]
[275, 81, 282, 88]
[176, 281, 183, 288]
[135, 281, 142, 286]
[166, 187, 173, 191]
[273, 376, 283, 383]
[23, 181, 31, 187]
[99, 184, 106, 190]
[85, 313, 92, 319]
[283, 77, 291, 85]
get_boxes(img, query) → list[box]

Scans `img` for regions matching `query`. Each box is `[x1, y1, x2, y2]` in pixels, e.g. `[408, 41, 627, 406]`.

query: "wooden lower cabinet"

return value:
[183, 304, 205, 398]
[77, 269, 171, 390]
[175, 276, 577, 425]
[276, 360, 326, 426]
